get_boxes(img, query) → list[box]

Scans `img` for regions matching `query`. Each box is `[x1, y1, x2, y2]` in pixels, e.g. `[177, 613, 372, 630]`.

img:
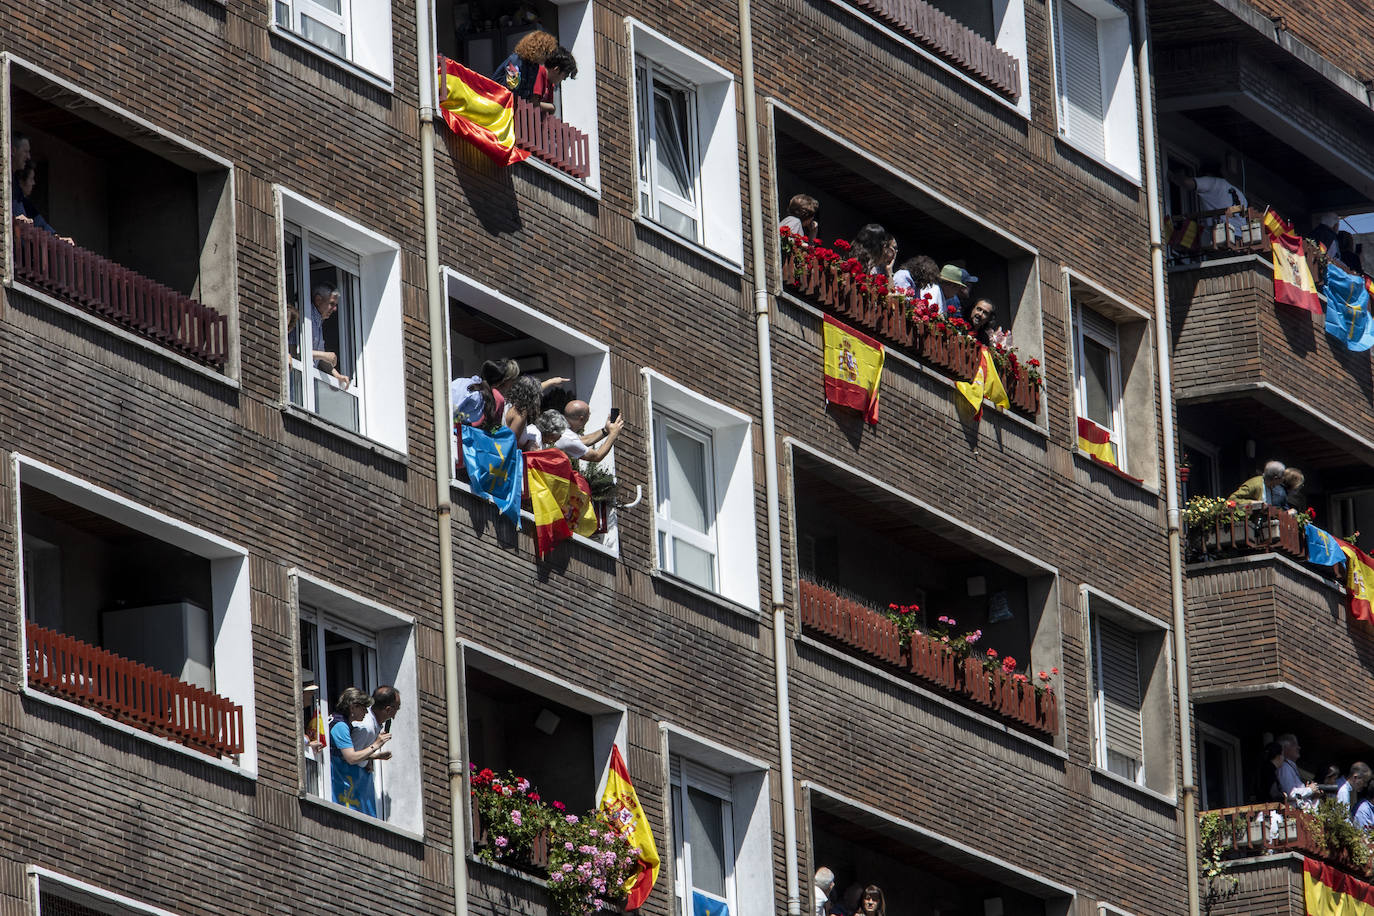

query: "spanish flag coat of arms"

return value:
[822, 315, 884, 425]
[600, 745, 660, 910]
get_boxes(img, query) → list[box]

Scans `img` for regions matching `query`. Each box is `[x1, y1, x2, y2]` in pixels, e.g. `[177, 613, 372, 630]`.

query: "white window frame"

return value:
[1074, 300, 1126, 471]
[627, 20, 743, 268]
[293, 571, 423, 836]
[30, 867, 183, 916]
[277, 187, 406, 455]
[13, 456, 257, 777]
[636, 60, 704, 245]
[671, 758, 738, 916]
[644, 370, 760, 611]
[1090, 609, 1145, 784]
[653, 413, 719, 592]
[662, 725, 773, 916]
[1049, 0, 1140, 181]
[271, 0, 395, 85]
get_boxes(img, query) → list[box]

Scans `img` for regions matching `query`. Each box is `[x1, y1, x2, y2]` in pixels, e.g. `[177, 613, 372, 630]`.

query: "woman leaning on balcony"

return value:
[493, 31, 577, 114]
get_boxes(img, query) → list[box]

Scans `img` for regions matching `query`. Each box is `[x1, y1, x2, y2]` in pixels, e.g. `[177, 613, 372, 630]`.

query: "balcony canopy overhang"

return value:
[1195, 686, 1374, 766]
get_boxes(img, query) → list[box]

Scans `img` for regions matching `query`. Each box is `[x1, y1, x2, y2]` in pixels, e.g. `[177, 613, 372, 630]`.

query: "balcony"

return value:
[26, 622, 244, 758]
[799, 578, 1057, 737]
[514, 97, 590, 179]
[12, 219, 229, 367]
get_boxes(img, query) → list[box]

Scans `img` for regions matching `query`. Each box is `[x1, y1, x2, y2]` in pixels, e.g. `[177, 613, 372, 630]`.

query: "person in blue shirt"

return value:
[329, 686, 391, 816]
[12, 163, 72, 243]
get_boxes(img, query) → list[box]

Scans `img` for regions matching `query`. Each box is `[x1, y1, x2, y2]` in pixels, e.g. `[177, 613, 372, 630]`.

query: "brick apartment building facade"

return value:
[0, 0, 1370, 914]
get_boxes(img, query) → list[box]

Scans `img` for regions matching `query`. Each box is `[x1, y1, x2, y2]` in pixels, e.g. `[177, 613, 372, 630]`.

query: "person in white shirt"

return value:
[1338, 762, 1371, 813]
[814, 867, 836, 916]
[1176, 171, 1248, 236]
[561, 400, 624, 463]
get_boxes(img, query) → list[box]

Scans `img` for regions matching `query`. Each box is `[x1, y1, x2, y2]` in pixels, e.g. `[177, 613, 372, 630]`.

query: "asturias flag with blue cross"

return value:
[1306, 524, 1346, 568]
[461, 424, 523, 524]
[692, 891, 730, 916]
[1323, 260, 1374, 351]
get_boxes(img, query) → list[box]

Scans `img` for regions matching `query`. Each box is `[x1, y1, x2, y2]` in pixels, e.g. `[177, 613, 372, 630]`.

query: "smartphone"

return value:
[608, 407, 621, 422]
[382, 718, 392, 734]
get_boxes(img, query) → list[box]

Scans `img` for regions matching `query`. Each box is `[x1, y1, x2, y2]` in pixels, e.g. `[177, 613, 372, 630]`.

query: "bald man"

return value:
[560, 399, 624, 464]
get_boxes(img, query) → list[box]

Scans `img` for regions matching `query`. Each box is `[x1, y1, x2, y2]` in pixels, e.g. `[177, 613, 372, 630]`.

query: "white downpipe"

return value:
[737, 0, 799, 913]
[1137, 2, 1199, 913]
[414, 1, 469, 914]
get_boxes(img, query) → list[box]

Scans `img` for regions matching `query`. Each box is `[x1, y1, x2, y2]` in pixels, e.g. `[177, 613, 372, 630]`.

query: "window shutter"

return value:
[671, 755, 732, 799]
[1059, 0, 1105, 154]
[1094, 614, 1144, 780]
[1080, 304, 1118, 348]
[307, 232, 362, 274]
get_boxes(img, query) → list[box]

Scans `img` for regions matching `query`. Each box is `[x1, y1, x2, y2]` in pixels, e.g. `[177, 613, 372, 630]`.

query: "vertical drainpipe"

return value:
[413, 3, 471, 915]
[736, 0, 800, 913]
[1136, 2, 1199, 913]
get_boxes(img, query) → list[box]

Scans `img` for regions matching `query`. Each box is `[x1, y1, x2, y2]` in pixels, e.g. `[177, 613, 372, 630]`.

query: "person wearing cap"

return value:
[939, 264, 977, 319]
[329, 686, 392, 816]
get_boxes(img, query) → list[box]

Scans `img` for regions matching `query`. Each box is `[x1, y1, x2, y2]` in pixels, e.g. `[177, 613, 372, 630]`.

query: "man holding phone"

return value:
[351, 685, 401, 769]
[560, 400, 625, 464]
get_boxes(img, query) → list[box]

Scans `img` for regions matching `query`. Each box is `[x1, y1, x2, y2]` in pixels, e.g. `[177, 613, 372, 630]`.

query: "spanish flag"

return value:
[1338, 539, 1374, 623]
[822, 315, 884, 425]
[955, 344, 1009, 421]
[1077, 416, 1118, 465]
[1305, 857, 1374, 915]
[524, 448, 597, 556]
[1168, 217, 1201, 250]
[1262, 210, 1320, 313]
[600, 745, 659, 911]
[438, 57, 530, 167]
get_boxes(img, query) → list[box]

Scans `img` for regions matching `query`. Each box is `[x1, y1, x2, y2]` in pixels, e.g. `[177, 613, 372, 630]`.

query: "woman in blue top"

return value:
[329, 687, 391, 816]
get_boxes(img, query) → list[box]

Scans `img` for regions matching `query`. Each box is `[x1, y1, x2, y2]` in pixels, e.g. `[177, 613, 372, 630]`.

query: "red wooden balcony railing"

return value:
[847, 0, 1020, 101]
[11, 218, 229, 367]
[1209, 802, 1372, 877]
[25, 622, 244, 759]
[514, 97, 591, 180]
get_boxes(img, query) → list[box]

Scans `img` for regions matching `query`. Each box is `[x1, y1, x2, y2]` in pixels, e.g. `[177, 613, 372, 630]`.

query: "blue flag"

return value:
[461, 424, 522, 524]
[1306, 524, 1345, 567]
[1322, 261, 1374, 351]
[692, 892, 730, 916]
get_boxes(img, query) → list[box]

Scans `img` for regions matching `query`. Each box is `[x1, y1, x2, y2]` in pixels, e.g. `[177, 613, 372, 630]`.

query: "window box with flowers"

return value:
[780, 228, 1043, 418]
[797, 577, 1057, 738]
[470, 766, 641, 915]
[1183, 498, 1307, 563]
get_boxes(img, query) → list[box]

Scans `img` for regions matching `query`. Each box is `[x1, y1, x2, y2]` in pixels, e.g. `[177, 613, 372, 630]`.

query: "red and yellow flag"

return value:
[822, 315, 884, 425]
[1305, 857, 1374, 915]
[524, 448, 597, 556]
[1339, 539, 1374, 622]
[600, 745, 660, 911]
[1262, 210, 1320, 313]
[1168, 217, 1201, 250]
[1076, 416, 1117, 464]
[955, 344, 1009, 421]
[438, 57, 530, 167]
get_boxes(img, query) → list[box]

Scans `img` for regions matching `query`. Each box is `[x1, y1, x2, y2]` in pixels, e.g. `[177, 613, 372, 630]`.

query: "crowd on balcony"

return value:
[452, 357, 623, 460]
[814, 868, 885, 916]
[1261, 733, 1374, 828]
[780, 193, 1001, 343]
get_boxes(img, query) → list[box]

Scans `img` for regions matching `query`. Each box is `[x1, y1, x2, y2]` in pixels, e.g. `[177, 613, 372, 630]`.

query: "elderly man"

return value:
[351, 685, 400, 775]
[561, 399, 625, 464]
[303, 283, 350, 389]
[1228, 460, 1287, 508]
[1275, 733, 1314, 800]
[814, 867, 836, 916]
[1338, 762, 1371, 813]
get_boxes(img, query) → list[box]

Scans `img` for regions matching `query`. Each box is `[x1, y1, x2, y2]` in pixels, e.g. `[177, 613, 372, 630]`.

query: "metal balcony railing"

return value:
[11, 218, 229, 367]
[26, 622, 244, 758]
[514, 97, 591, 180]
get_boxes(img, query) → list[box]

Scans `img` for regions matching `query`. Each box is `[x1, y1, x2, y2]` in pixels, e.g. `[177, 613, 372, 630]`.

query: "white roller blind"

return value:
[1058, 0, 1105, 155]
[1094, 613, 1144, 781]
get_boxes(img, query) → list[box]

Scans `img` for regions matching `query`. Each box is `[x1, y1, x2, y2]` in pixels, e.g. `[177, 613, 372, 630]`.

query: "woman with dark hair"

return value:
[967, 298, 996, 346]
[856, 885, 885, 916]
[503, 374, 544, 449]
[451, 358, 520, 429]
[12, 163, 72, 243]
[852, 224, 893, 277]
[893, 254, 941, 303]
[329, 686, 390, 815]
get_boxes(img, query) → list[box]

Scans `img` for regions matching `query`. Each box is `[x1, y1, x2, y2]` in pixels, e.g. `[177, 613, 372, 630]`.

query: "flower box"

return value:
[1008, 372, 1039, 417]
[950, 335, 980, 382]
[1037, 688, 1058, 735]
[962, 657, 993, 707]
[472, 805, 550, 870]
[910, 632, 958, 691]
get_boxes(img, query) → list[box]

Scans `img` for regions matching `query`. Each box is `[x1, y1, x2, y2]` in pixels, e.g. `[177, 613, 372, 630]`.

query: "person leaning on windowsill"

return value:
[1228, 460, 1287, 509]
[329, 686, 391, 816]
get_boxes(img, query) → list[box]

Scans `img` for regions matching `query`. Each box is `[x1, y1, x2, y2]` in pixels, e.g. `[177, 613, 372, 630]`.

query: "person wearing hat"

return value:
[938, 264, 978, 319]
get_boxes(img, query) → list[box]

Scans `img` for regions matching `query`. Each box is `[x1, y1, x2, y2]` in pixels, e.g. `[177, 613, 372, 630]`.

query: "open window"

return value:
[294, 573, 421, 834]
[1084, 588, 1174, 797]
[629, 20, 743, 266]
[436, 0, 599, 183]
[16, 458, 255, 772]
[278, 188, 405, 454]
[1051, 0, 1141, 180]
[271, 0, 394, 84]
[5, 59, 236, 369]
[461, 643, 625, 851]
[645, 371, 759, 610]
[1068, 272, 1158, 487]
[808, 786, 1076, 916]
